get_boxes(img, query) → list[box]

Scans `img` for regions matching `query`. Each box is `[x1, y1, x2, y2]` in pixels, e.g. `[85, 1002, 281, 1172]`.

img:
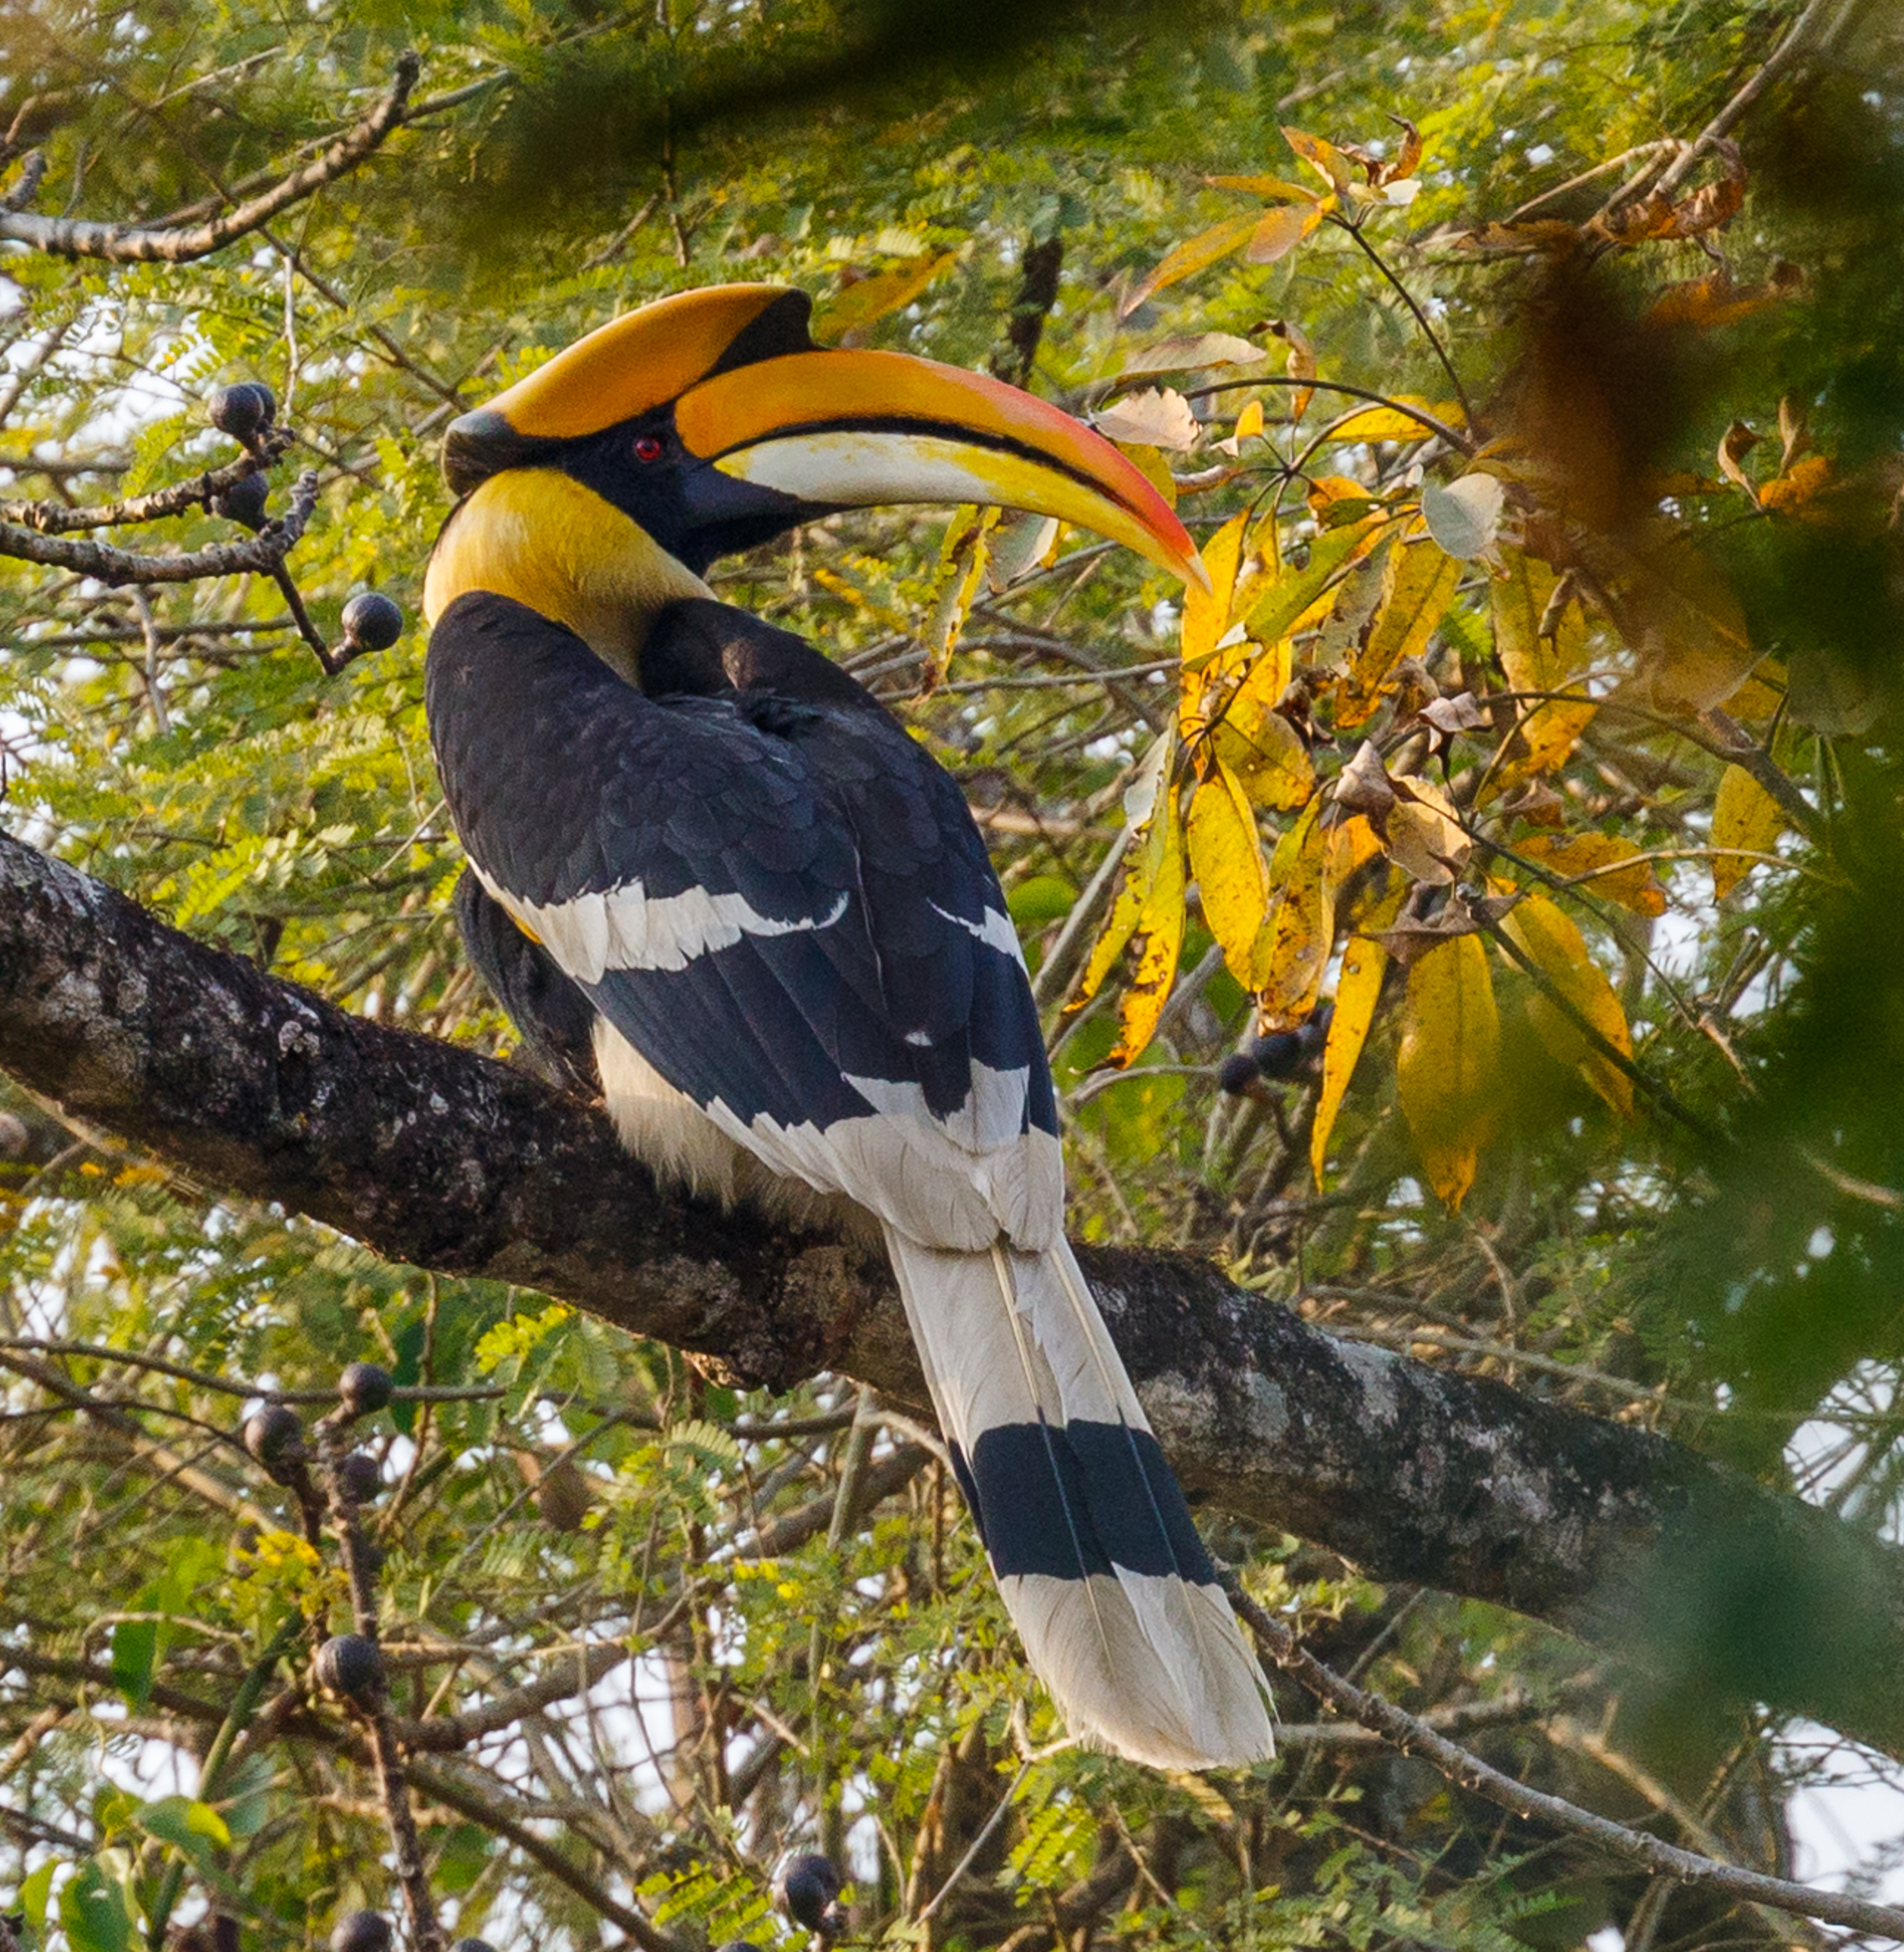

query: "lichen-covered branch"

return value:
[0, 57, 420, 265]
[1, 827, 1902, 1759]
[0, 451, 270, 535]
[0, 470, 318, 585]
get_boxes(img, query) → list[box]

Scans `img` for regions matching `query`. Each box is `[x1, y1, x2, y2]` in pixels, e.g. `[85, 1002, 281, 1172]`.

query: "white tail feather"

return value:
[883, 1227, 1276, 1769]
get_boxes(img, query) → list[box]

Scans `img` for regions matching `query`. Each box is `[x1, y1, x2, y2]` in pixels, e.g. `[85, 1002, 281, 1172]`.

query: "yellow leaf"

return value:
[1397, 936, 1501, 1210]
[1484, 552, 1596, 794]
[1281, 125, 1355, 195]
[1214, 681, 1312, 810]
[1759, 452, 1834, 517]
[1500, 889, 1634, 1120]
[1384, 774, 1472, 885]
[1336, 533, 1463, 727]
[1206, 172, 1315, 200]
[1270, 317, 1317, 419]
[1517, 833, 1666, 916]
[1237, 512, 1390, 662]
[1312, 537, 1394, 669]
[1491, 548, 1565, 694]
[1122, 213, 1260, 318]
[1726, 659, 1786, 722]
[1312, 876, 1405, 1186]
[1179, 514, 1250, 669]
[1070, 746, 1176, 1010]
[1187, 764, 1268, 983]
[811, 252, 957, 339]
[1710, 763, 1785, 898]
[1121, 441, 1178, 508]
[1330, 397, 1465, 443]
[1323, 811, 1383, 886]
[1107, 788, 1188, 1065]
[1233, 399, 1266, 443]
[1252, 800, 1335, 1023]
[923, 505, 999, 691]
[1245, 196, 1331, 264]
[1495, 697, 1598, 794]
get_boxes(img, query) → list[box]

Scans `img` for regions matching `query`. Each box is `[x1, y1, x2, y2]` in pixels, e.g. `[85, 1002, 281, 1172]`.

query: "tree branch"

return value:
[0, 57, 420, 265]
[0, 469, 318, 585]
[1226, 1583, 1904, 1944]
[0, 451, 271, 534]
[3, 829, 1904, 1759]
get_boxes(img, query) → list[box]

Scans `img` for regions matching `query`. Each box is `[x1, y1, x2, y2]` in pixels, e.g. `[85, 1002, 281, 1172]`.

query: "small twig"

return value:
[144, 1613, 306, 1949]
[917, 1759, 1035, 1924]
[1223, 1579, 1904, 1944]
[0, 56, 420, 264]
[1653, 0, 1837, 198]
[1503, 142, 1678, 224]
[1333, 218, 1478, 430]
[0, 467, 318, 586]
[1687, 707, 1824, 843]
[0, 150, 45, 213]
[0, 447, 274, 534]
[0, 315, 79, 435]
[128, 588, 170, 735]
[1482, 916, 1718, 1143]
[317, 1422, 445, 1952]
[1182, 373, 1474, 453]
[406, 1758, 688, 1952]
[580, 192, 660, 272]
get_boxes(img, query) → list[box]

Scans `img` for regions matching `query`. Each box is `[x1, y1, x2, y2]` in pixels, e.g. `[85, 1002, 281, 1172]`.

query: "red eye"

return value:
[633, 435, 664, 463]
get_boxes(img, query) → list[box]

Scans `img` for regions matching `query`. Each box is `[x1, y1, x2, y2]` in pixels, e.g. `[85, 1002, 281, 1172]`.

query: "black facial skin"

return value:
[556, 408, 819, 573]
[440, 404, 816, 575]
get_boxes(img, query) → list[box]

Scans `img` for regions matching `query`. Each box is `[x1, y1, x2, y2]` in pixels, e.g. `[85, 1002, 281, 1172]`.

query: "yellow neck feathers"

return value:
[423, 470, 710, 682]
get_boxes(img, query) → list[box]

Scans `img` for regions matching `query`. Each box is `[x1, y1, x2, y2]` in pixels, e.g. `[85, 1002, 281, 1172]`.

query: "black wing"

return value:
[427, 590, 1059, 1247]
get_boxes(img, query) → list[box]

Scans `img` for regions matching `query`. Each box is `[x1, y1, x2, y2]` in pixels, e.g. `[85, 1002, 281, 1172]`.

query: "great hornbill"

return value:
[422, 284, 1275, 1769]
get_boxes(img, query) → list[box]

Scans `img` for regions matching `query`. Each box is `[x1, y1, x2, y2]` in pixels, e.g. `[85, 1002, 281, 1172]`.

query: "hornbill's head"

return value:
[425, 285, 1205, 627]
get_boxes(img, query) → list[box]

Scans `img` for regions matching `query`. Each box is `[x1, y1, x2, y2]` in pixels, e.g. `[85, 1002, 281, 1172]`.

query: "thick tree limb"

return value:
[2, 829, 1903, 1758]
[0, 58, 420, 265]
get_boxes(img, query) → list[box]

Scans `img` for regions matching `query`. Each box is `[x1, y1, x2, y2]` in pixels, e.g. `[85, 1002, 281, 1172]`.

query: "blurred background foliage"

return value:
[0, 1, 1902, 1948]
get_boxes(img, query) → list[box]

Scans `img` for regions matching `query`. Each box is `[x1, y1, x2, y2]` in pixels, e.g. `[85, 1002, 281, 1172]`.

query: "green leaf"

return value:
[60, 1863, 131, 1952]
[110, 1618, 158, 1710]
[135, 1795, 232, 1860]
[20, 1860, 56, 1931]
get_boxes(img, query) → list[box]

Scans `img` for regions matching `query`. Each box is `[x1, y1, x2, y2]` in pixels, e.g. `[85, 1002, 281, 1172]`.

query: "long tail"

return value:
[882, 1227, 1276, 1769]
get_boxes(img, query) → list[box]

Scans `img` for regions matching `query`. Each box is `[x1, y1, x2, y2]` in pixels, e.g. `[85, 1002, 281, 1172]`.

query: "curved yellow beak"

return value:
[674, 348, 1208, 590]
[442, 282, 1207, 590]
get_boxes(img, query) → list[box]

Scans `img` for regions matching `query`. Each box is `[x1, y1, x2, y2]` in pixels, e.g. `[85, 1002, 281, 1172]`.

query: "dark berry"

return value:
[448, 1940, 497, 1952]
[338, 1361, 394, 1418]
[1296, 1002, 1335, 1059]
[714, 1944, 766, 1952]
[213, 472, 270, 531]
[1217, 1051, 1260, 1096]
[315, 1633, 385, 1705]
[773, 1852, 846, 1935]
[339, 1451, 383, 1504]
[340, 592, 403, 654]
[1249, 1030, 1308, 1080]
[329, 1915, 390, 1952]
[207, 382, 276, 442]
[241, 1404, 303, 1477]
